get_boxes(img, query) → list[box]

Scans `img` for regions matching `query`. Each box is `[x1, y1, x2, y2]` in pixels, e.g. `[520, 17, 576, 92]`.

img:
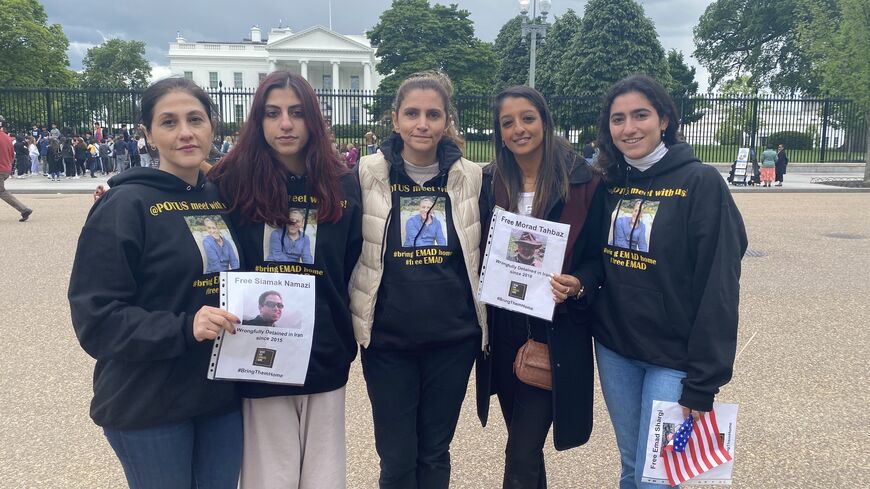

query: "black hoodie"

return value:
[68, 167, 240, 430]
[234, 171, 363, 398]
[369, 134, 481, 350]
[593, 143, 748, 412]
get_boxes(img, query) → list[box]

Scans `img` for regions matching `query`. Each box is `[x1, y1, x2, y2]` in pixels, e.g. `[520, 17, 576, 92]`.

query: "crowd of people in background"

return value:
[1, 121, 159, 181]
[4, 117, 384, 182]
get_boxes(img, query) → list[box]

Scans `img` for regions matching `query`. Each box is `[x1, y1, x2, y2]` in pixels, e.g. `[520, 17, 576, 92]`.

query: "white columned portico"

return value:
[331, 61, 340, 91]
[363, 62, 372, 91]
[299, 60, 308, 81]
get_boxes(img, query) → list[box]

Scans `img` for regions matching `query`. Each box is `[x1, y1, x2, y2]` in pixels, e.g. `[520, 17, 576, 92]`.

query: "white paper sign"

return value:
[478, 207, 569, 321]
[733, 147, 750, 181]
[208, 271, 316, 385]
[642, 401, 739, 485]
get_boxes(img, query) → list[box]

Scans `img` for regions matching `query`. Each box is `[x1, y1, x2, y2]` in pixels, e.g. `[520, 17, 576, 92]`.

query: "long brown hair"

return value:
[492, 85, 571, 217]
[208, 71, 347, 226]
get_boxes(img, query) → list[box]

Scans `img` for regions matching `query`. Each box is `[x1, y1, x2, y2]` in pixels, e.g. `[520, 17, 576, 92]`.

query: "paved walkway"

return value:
[1, 187, 868, 488]
[3, 168, 867, 195]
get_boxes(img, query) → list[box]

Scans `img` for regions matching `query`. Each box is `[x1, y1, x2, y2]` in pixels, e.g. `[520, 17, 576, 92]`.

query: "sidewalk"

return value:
[723, 172, 868, 193]
[4, 172, 118, 194]
[6, 167, 867, 194]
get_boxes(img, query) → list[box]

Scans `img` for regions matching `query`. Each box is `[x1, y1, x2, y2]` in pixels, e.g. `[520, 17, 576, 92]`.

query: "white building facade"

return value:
[168, 25, 381, 125]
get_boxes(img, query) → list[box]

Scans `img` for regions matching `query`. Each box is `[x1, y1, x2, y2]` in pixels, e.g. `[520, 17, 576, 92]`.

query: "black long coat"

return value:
[475, 160, 606, 450]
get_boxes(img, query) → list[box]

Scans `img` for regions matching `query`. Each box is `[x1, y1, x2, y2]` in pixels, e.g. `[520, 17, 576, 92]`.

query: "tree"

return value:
[368, 0, 497, 97]
[559, 0, 670, 129]
[81, 39, 152, 89]
[714, 76, 765, 147]
[535, 9, 582, 98]
[693, 0, 821, 94]
[799, 0, 870, 179]
[0, 0, 75, 87]
[666, 49, 705, 126]
[492, 16, 530, 91]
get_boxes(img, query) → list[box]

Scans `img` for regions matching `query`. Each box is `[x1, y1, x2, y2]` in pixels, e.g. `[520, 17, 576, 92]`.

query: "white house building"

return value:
[168, 25, 381, 125]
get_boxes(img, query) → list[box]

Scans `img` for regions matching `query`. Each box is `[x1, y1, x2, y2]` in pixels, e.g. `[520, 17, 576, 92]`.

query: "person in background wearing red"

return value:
[0, 126, 33, 221]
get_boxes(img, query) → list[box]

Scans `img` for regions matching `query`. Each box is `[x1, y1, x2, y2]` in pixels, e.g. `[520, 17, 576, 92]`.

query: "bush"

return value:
[715, 124, 745, 146]
[332, 124, 380, 139]
[766, 131, 813, 150]
[218, 122, 243, 137]
[462, 131, 492, 142]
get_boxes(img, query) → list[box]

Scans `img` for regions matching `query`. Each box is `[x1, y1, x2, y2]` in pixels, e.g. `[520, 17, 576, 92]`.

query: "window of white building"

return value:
[234, 72, 243, 88]
[323, 75, 332, 91]
[350, 76, 360, 91]
[184, 71, 193, 80]
[259, 73, 267, 83]
[235, 104, 245, 123]
[209, 72, 219, 89]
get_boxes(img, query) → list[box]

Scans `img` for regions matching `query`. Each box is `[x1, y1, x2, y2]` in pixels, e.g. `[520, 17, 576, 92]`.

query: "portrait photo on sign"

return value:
[242, 289, 303, 329]
[506, 230, 547, 268]
[183, 215, 240, 274]
[608, 199, 660, 253]
[400, 196, 448, 248]
[264, 208, 317, 264]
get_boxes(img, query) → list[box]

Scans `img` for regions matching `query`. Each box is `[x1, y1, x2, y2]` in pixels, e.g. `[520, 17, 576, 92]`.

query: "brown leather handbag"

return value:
[513, 338, 552, 391]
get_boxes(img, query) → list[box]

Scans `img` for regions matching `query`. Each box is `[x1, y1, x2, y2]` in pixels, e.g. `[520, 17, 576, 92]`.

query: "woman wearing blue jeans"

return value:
[592, 75, 747, 489]
[69, 77, 243, 489]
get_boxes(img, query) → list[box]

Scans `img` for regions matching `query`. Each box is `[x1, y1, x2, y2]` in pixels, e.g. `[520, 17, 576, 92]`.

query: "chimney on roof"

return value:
[251, 26, 262, 43]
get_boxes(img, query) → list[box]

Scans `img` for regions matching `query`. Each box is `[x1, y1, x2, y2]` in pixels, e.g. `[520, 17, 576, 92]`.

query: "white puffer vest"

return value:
[349, 152, 488, 349]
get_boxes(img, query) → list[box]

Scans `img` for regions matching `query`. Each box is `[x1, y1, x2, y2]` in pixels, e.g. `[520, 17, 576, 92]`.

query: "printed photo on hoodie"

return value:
[400, 196, 448, 248]
[184, 215, 240, 274]
[506, 229, 547, 268]
[242, 288, 304, 329]
[264, 208, 317, 264]
[608, 199, 660, 253]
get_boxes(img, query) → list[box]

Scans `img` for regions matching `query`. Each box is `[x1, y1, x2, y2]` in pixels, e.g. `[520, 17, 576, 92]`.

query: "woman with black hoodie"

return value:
[69, 78, 243, 489]
[349, 71, 488, 489]
[593, 75, 747, 489]
[207, 71, 362, 489]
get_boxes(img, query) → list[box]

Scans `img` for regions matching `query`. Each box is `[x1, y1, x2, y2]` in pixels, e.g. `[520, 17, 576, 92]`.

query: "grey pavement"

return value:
[3, 164, 867, 195]
[1, 192, 868, 488]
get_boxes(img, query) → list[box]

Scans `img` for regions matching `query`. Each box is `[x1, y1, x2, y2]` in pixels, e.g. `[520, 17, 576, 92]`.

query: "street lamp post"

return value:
[519, 0, 551, 89]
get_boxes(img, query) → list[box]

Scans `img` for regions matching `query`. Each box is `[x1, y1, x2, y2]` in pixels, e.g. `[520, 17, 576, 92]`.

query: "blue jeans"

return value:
[596, 341, 686, 489]
[103, 409, 242, 489]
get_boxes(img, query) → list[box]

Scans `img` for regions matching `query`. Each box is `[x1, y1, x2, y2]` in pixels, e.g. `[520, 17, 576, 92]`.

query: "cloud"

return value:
[149, 63, 173, 83]
[43, 0, 714, 90]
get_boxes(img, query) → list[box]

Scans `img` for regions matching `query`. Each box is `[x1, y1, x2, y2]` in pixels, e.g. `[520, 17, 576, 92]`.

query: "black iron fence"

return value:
[1, 86, 865, 164]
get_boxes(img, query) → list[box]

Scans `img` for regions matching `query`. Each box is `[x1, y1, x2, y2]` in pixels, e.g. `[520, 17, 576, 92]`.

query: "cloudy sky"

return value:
[41, 0, 715, 90]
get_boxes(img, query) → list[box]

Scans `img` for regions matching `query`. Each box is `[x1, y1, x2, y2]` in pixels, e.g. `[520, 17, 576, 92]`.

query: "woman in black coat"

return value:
[73, 137, 88, 177]
[61, 138, 75, 177]
[476, 86, 605, 489]
[775, 143, 788, 186]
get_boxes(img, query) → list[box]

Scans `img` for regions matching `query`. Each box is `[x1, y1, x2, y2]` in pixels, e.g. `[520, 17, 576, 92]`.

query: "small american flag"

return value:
[671, 415, 693, 453]
[662, 409, 733, 486]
